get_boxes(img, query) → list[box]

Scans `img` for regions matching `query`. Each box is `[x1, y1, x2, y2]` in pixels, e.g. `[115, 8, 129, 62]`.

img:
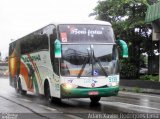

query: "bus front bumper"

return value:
[61, 86, 119, 98]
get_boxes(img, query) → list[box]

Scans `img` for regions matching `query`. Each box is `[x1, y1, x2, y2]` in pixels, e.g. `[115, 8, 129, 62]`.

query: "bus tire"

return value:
[52, 97, 61, 104]
[44, 80, 53, 103]
[90, 97, 101, 103]
[18, 79, 27, 95]
[14, 78, 19, 93]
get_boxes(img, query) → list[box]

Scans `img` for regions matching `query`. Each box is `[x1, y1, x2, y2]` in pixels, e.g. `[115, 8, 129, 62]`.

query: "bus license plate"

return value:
[88, 91, 99, 96]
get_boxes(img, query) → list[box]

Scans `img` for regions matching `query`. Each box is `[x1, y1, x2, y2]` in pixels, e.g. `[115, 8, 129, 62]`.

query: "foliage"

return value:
[95, 0, 149, 25]
[140, 75, 159, 82]
[132, 87, 142, 93]
[120, 87, 142, 93]
[120, 59, 139, 79]
[94, 0, 151, 48]
[94, 0, 159, 78]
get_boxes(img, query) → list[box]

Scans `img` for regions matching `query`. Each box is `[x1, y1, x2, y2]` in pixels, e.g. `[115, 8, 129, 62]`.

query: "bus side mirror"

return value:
[54, 39, 62, 58]
[117, 39, 128, 58]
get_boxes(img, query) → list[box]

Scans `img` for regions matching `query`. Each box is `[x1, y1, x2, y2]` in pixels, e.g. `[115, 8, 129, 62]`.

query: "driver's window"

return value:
[50, 27, 59, 76]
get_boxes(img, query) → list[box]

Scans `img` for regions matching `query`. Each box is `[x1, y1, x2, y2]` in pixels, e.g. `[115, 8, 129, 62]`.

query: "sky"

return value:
[0, 0, 98, 59]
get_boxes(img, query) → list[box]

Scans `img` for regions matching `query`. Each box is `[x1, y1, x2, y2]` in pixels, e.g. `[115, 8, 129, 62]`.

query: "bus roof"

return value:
[52, 19, 111, 26]
[10, 20, 111, 43]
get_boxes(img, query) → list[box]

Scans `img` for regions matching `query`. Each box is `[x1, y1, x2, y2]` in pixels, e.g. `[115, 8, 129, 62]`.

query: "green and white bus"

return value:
[9, 20, 128, 103]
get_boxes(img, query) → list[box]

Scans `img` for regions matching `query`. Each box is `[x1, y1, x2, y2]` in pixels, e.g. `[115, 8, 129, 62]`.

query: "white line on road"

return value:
[117, 102, 160, 111]
[101, 101, 160, 112]
[65, 114, 83, 119]
[75, 98, 160, 112]
[38, 104, 58, 112]
[19, 98, 32, 103]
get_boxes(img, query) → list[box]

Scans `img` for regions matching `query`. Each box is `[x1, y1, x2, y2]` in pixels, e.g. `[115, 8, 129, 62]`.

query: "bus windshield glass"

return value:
[60, 44, 119, 77]
[59, 24, 115, 43]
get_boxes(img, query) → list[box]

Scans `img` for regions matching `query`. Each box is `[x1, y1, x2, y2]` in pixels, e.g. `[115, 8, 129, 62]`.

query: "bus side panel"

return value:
[9, 41, 21, 87]
[19, 51, 54, 95]
[19, 60, 34, 92]
[9, 57, 20, 87]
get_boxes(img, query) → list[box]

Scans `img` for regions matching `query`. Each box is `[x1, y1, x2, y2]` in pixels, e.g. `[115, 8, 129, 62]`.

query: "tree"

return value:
[94, 0, 158, 78]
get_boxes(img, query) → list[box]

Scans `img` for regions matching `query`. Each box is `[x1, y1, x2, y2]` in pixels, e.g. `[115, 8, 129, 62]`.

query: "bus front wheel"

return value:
[44, 81, 53, 103]
[90, 97, 101, 103]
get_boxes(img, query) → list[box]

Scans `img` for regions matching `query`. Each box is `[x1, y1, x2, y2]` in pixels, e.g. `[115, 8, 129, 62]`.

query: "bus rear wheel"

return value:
[90, 97, 101, 103]
[18, 79, 27, 95]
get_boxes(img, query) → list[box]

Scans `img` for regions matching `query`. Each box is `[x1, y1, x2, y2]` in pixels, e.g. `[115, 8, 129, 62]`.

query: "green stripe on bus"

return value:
[26, 63, 39, 93]
[61, 86, 119, 98]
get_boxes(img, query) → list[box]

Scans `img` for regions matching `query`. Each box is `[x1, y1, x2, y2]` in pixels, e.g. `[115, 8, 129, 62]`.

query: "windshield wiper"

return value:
[77, 46, 93, 78]
[94, 57, 108, 77]
[77, 45, 108, 78]
[77, 56, 89, 78]
[92, 50, 108, 77]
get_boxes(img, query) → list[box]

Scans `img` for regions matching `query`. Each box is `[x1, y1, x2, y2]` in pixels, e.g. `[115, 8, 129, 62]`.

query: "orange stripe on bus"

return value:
[20, 61, 34, 92]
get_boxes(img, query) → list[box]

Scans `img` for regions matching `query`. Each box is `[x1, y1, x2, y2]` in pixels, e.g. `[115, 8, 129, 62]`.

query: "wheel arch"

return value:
[43, 78, 52, 96]
[18, 75, 27, 91]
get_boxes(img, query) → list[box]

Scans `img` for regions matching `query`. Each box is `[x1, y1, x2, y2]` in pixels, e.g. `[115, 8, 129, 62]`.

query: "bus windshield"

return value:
[60, 44, 119, 77]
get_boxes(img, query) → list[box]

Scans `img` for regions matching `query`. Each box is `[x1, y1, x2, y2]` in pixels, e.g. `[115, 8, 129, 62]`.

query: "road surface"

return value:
[0, 78, 160, 119]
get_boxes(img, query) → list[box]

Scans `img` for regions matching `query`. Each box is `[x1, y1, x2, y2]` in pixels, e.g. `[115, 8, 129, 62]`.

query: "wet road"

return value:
[0, 78, 160, 119]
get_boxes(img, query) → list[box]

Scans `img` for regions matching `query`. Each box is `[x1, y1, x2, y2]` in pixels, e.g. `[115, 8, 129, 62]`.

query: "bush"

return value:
[140, 75, 159, 82]
[120, 59, 139, 79]
[132, 87, 142, 93]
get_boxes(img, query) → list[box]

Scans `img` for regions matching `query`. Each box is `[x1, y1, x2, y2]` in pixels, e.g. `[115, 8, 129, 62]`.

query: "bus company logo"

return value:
[69, 27, 75, 33]
[92, 79, 97, 84]
[91, 83, 95, 87]
[70, 27, 103, 38]
[91, 79, 97, 87]
[22, 54, 41, 63]
[70, 28, 86, 35]
[67, 79, 73, 83]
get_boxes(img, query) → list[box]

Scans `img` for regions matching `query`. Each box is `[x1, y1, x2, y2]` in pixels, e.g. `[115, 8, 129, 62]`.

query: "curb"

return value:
[120, 79, 160, 89]
[120, 86, 160, 95]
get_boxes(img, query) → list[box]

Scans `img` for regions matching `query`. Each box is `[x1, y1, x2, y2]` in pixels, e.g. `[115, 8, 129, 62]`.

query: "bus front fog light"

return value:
[62, 83, 78, 89]
[112, 82, 118, 86]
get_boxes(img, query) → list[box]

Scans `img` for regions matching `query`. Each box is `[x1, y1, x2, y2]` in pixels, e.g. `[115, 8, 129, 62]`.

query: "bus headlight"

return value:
[112, 82, 119, 86]
[62, 83, 78, 89]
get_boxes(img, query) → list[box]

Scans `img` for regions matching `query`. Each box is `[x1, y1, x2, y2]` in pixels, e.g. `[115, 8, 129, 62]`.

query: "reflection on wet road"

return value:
[0, 78, 160, 119]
